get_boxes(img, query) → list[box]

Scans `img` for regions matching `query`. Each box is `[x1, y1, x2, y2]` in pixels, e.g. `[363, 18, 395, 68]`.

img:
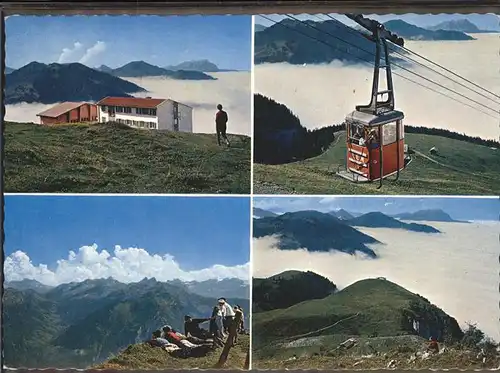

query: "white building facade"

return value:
[97, 96, 193, 132]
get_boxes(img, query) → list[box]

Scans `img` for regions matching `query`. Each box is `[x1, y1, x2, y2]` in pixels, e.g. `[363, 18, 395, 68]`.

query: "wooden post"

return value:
[244, 350, 250, 370]
[214, 309, 243, 368]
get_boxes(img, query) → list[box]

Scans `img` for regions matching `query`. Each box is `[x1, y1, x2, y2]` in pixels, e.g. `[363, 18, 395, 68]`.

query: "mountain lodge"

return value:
[37, 102, 98, 125]
[35, 97, 194, 133]
[97, 96, 193, 132]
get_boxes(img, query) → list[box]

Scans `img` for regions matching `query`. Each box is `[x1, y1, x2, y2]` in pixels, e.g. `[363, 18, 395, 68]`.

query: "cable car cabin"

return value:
[340, 109, 407, 183]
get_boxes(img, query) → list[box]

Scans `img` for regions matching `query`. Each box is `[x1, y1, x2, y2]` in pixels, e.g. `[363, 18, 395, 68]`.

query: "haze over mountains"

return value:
[3, 276, 249, 368]
[254, 207, 460, 222]
[254, 17, 483, 65]
[254, 16, 495, 35]
[253, 217, 499, 346]
[428, 19, 498, 33]
[252, 209, 444, 258]
[5, 59, 223, 105]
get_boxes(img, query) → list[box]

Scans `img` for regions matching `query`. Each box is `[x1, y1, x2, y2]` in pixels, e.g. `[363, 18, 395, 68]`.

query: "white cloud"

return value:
[4, 244, 250, 286]
[57, 42, 84, 63]
[79, 41, 107, 65]
[253, 196, 338, 213]
[56, 41, 106, 66]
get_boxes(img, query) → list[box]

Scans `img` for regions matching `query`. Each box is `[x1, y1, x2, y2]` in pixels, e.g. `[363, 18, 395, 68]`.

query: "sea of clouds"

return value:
[253, 220, 500, 342]
[255, 34, 499, 140]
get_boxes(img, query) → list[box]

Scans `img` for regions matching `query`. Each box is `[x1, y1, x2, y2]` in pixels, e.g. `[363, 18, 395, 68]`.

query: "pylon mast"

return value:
[344, 14, 404, 115]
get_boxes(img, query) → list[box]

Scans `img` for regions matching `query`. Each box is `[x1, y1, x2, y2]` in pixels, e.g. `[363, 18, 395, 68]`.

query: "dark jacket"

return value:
[209, 307, 219, 334]
[184, 318, 210, 337]
[216, 110, 228, 126]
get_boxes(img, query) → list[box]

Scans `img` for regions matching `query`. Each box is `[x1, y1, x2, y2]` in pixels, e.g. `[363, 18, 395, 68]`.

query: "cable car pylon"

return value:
[336, 14, 412, 189]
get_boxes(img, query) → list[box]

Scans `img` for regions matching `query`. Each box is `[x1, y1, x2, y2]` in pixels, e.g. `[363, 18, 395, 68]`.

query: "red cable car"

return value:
[337, 14, 412, 188]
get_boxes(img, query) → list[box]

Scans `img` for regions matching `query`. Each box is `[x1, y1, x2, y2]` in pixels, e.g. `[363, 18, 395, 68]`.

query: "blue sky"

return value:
[256, 13, 500, 31]
[6, 15, 252, 70]
[4, 195, 250, 271]
[254, 197, 499, 221]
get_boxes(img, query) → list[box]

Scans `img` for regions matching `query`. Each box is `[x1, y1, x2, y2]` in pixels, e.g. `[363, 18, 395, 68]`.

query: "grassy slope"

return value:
[252, 279, 491, 369]
[255, 344, 500, 370]
[95, 334, 249, 370]
[5, 122, 250, 194]
[253, 279, 418, 347]
[254, 132, 500, 195]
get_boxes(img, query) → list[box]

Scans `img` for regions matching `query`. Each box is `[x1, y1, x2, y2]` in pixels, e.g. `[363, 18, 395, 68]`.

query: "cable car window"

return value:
[398, 120, 405, 139]
[367, 129, 379, 149]
[349, 122, 365, 145]
[383, 122, 397, 145]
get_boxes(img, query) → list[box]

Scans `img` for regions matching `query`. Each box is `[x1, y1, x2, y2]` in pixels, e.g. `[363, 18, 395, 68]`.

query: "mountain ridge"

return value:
[107, 60, 216, 80]
[251, 272, 497, 369]
[254, 18, 473, 65]
[4, 277, 249, 368]
[393, 209, 464, 223]
[5, 61, 145, 104]
[254, 276, 464, 343]
[6, 276, 250, 298]
[347, 211, 441, 233]
[383, 19, 475, 41]
[253, 210, 380, 258]
[253, 270, 337, 312]
[163, 59, 232, 72]
[428, 19, 498, 33]
[253, 207, 278, 218]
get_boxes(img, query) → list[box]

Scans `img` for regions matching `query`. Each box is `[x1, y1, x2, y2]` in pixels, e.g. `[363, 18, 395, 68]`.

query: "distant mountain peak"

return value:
[253, 207, 278, 218]
[348, 211, 440, 233]
[394, 209, 461, 223]
[383, 19, 475, 41]
[329, 208, 355, 220]
[109, 60, 216, 80]
[428, 19, 488, 33]
[163, 59, 220, 73]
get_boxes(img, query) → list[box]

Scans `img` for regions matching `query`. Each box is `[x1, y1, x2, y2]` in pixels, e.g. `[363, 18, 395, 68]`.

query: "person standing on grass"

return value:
[215, 104, 230, 147]
[218, 297, 235, 333]
[209, 306, 225, 347]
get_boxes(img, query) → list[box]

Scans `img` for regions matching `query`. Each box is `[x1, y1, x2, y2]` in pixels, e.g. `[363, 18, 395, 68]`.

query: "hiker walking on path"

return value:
[215, 104, 230, 147]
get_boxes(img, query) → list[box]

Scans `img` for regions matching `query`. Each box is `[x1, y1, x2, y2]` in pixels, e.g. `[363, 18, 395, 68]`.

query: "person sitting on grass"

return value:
[161, 325, 212, 346]
[148, 329, 181, 353]
[162, 325, 213, 358]
[427, 336, 439, 354]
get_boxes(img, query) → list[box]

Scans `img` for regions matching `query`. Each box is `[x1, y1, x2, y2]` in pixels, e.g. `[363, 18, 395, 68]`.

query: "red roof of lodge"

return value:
[37, 102, 90, 118]
[97, 97, 166, 109]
